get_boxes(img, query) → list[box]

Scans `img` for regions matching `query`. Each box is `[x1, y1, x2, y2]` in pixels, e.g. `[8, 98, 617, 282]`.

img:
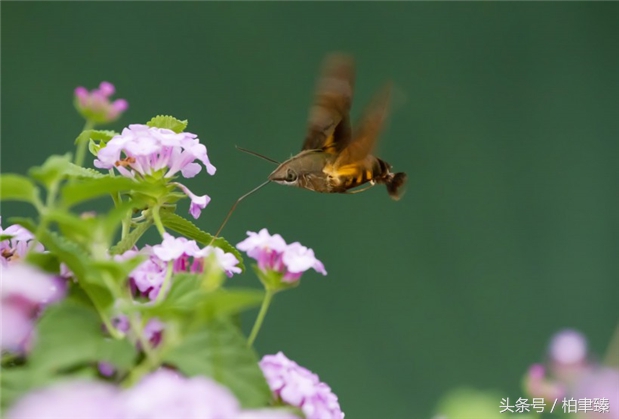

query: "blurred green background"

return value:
[2, 3, 618, 418]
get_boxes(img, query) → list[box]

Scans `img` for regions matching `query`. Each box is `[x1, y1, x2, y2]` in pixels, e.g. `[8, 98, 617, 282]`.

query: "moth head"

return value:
[269, 165, 299, 186]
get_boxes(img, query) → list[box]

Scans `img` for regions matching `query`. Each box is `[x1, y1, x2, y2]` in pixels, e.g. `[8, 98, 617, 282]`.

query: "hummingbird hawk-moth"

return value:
[268, 52, 407, 200]
[213, 53, 407, 239]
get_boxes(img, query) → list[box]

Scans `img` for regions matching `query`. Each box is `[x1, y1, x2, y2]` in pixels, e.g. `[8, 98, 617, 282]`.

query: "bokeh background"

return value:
[2, 3, 618, 418]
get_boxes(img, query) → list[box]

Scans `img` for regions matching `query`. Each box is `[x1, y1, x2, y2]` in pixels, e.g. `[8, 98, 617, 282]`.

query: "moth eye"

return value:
[285, 170, 297, 182]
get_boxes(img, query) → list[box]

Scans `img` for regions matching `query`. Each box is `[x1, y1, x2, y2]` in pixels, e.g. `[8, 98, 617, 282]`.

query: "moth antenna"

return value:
[235, 146, 280, 165]
[209, 180, 271, 245]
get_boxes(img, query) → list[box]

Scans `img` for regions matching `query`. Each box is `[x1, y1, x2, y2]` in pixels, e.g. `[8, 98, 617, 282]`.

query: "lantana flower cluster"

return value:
[74, 81, 128, 124]
[1, 263, 65, 353]
[1, 219, 65, 353]
[6, 369, 300, 419]
[1, 217, 44, 266]
[121, 233, 241, 300]
[260, 352, 345, 419]
[524, 329, 619, 419]
[237, 228, 326, 283]
[94, 124, 216, 219]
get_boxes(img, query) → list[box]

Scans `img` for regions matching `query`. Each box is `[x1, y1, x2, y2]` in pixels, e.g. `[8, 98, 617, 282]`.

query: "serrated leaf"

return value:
[25, 252, 61, 274]
[46, 209, 96, 242]
[146, 271, 263, 321]
[64, 163, 106, 179]
[75, 129, 117, 145]
[29, 153, 72, 188]
[98, 338, 138, 371]
[29, 301, 136, 374]
[0, 174, 39, 204]
[159, 211, 244, 271]
[146, 273, 207, 318]
[28, 302, 103, 372]
[146, 115, 188, 133]
[199, 289, 264, 318]
[163, 318, 271, 408]
[109, 220, 152, 255]
[61, 177, 160, 207]
[91, 130, 118, 141]
[38, 230, 89, 280]
[91, 256, 144, 285]
[89, 138, 102, 157]
[38, 230, 114, 310]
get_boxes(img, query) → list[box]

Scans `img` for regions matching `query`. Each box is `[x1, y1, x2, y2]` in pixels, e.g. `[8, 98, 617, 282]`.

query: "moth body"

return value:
[269, 52, 407, 200]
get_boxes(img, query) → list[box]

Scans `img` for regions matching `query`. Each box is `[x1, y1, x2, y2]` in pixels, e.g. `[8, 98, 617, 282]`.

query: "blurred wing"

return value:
[334, 83, 392, 168]
[302, 53, 355, 154]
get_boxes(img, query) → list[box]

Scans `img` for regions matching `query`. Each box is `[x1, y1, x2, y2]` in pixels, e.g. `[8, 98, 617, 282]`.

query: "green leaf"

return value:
[159, 211, 245, 271]
[29, 302, 103, 372]
[29, 301, 136, 373]
[102, 197, 147, 237]
[146, 271, 263, 321]
[0, 234, 13, 241]
[48, 200, 144, 251]
[146, 115, 188, 133]
[64, 163, 105, 179]
[38, 230, 89, 280]
[147, 273, 206, 318]
[0, 174, 39, 204]
[163, 318, 271, 408]
[1, 367, 50, 412]
[91, 256, 144, 286]
[61, 176, 160, 207]
[38, 230, 114, 310]
[28, 153, 72, 188]
[199, 289, 264, 318]
[45, 209, 96, 243]
[75, 129, 117, 145]
[109, 220, 153, 255]
[25, 252, 61, 274]
[98, 338, 138, 372]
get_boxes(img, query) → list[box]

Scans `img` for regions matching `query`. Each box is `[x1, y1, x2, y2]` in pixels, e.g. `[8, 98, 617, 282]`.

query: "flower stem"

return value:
[247, 289, 274, 347]
[154, 262, 174, 305]
[74, 120, 95, 167]
[152, 206, 166, 238]
[122, 323, 159, 388]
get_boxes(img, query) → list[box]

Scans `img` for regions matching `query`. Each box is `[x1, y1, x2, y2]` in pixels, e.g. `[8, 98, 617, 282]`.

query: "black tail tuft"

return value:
[386, 172, 407, 201]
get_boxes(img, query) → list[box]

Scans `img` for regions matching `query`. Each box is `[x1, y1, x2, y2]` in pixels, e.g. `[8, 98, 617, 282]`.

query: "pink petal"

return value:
[173, 183, 211, 219]
[98, 81, 115, 96]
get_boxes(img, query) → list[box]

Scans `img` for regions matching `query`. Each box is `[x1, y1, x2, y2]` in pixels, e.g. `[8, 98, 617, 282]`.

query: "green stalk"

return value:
[74, 120, 95, 167]
[155, 263, 174, 305]
[152, 205, 166, 238]
[247, 289, 274, 347]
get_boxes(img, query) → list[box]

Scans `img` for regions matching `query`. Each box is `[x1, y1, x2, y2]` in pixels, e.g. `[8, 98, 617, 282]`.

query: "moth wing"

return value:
[334, 83, 392, 168]
[302, 53, 355, 155]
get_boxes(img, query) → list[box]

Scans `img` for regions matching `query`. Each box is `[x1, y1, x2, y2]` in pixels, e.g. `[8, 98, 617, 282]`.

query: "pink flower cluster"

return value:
[123, 233, 241, 300]
[1, 263, 64, 353]
[74, 81, 128, 124]
[6, 369, 300, 419]
[1, 218, 65, 353]
[237, 229, 326, 282]
[260, 352, 344, 419]
[1, 217, 43, 266]
[94, 124, 216, 219]
[525, 329, 619, 419]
